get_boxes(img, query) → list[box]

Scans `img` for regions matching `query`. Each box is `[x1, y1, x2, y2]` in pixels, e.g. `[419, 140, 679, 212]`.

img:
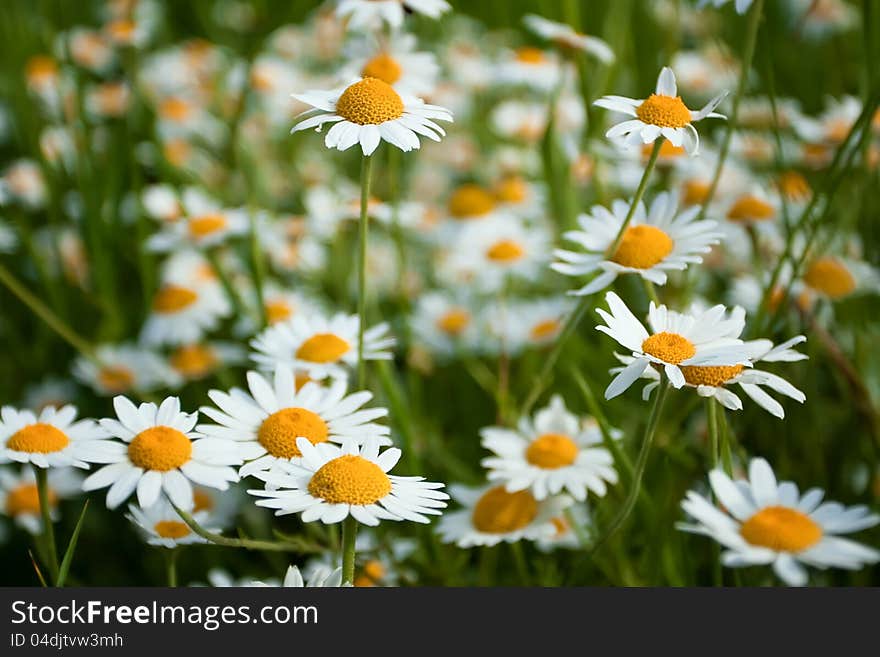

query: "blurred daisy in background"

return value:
[126, 498, 212, 548]
[523, 14, 614, 63]
[341, 34, 440, 96]
[410, 292, 481, 358]
[250, 564, 347, 587]
[336, 0, 451, 31]
[74, 344, 180, 396]
[495, 46, 561, 93]
[0, 466, 83, 534]
[140, 274, 231, 347]
[0, 405, 107, 469]
[167, 342, 245, 384]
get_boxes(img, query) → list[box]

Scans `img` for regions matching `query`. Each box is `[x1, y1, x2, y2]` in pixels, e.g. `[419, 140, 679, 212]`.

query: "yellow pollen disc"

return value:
[644, 140, 686, 160]
[159, 97, 191, 122]
[611, 225, 674, 269]
[295, 333, 350, 363]
[26, 55, 58, 81]
[257, 407, 329, 459]
[740, 506, 822, 552]
[154, 521, 191, 539]
[163, 139, 191, 166]
[494, 176, 528, 204]
[636, 94, 692, 128]
[550, 516, 569, 537]
[778, 171, 811, 203]
[472, 486, 539, 534]
[295, 372, 313, 390]
[727, 195, 775, 222]
[448, 184, 496, 219]
[152, 284, 198, 314]
[361, 53, 403, 85]
[682, 180, 711, 206]
[436, 308, 470, 336]
[128, 426, 192, 471]
[97, 365, 135, 393]
[188, 213, 227, 238]
[529, 319, 561, 342]
[354, 560, 386, 587]
[192, 489, 214, 513]
[7, 424, 70, 454]
[307, 455, 392, 505]
[803, 257, 856, 299]
[170, 344, 217, 379]
[486, 239, 525, 263]
[335, 77, 404, 125]
[515, 47, 546, 64]
[641, 332, 696, 364]
[7, 484, 57, 516]
[265, 299, 293, 324]
[680, 364, 744, 387]
[526, 433, 579, 469]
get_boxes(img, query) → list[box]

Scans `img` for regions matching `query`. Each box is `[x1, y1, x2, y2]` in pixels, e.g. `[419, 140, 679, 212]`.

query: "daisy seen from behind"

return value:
[679, 457, 879, 585]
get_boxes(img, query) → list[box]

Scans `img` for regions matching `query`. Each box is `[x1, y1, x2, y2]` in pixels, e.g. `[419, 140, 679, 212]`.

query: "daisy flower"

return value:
[594, 66, 727, 154]
[248, 437, 448, 526]
[410, 292, 481, 358]
[536, 505, 591, 551]
[492, 174, 545, 218]
[523, 14, 614, 63]
[801, 256, 880, 302]
[495, 47, 562, 93]
[291, 76, 453, 156]
[336, 0, 451, 31]
[126, 499, 211, 548]
[0, 467, 83, 535]
[140, 277, 231, 347]
[83, 396, 241, 510]
[198, 367, 391, 477]
[679, 457, 880, 585]
[553, 192, 722, 295]
[596, 291, 752, 398]
[436, 483, 571, 547]
[484, 296, 574, 356]
[250, 565, 347, 588]
[444, 182, 501, 222]
[342, 34, 440, 96]
[724, 187, 779, 224]
[146, 202, 249, 252]
[250, 312, 395, 380]
[481, 395, 619, 501]
[167, 342, 245, 383]
[0, 405, 108, 469]
[73, 344, 180, 396]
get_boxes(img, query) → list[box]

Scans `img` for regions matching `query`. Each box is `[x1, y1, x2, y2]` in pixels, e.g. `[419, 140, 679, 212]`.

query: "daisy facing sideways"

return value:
[436, 483, 572, 548]
[83, 396, 241, 510]
[679, 457, 880, 585]
[248, 437, 448, 526]
[594, 66, 727, 154]
[0, 405, 108, 469]
[596, 291, 751, 398]
[481, 395, 619, 501]
[553, 191, 722, 295]
[523, 14, 614, 63]
[197, 367, 391, 477]
[291, 76, 453, 156]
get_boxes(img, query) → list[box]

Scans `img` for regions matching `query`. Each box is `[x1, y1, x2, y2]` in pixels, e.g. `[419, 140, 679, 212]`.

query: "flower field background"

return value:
[0, 0, 879, 587]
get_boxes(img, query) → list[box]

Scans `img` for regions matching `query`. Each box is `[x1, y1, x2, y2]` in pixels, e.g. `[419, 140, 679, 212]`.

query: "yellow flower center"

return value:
[7, 484, 56, 516]
[335, 77, 404, 125]
[472, 486, 539, 534]
[681, 180, 711, 206]
[154, 521, 191, 539]
[128, 427, 193, 471]
[803, 257, 856, 299]
[529, 319, 561, 342]
[7, 424, 70, 454]
[257, 407, 329, 459]
[680, 364, 744, 387]
[644, 140, 686, 161]
[307, 454, 392, 505]
[526, 433, 579, 469]
[610, 225, 674, 269]
[641, 332, 696, 364]
[295, 333, 350, 363]
[436, 308, 470, 336]
[550, 516, 569, 537]
[265, 299, 293, 325]
[515, 47, 546, 64]
[169, 344, 217, 379]
[778, 171, 811, 203]
[193, 489, 214, 513]
[739, 506, 822, 552]
[494, 176, 528, 204]
[152, 284, 198, 314]
[163, 138, 191, 166]
[159, 97, 192, 122]
[26, 55, 58, 81]
[825, 118, 851, 143]
[354, 560, 386, 587]
[97, 365, 135, 393]
[448, 184, 496, 219]
[727, 195, 775, 222]
[486, 239, 525, 263]
[295, 372, 313, 390]
[361, 53, 403, 85]
[188, 213, 227, 238]
[636, 94, 692, 128]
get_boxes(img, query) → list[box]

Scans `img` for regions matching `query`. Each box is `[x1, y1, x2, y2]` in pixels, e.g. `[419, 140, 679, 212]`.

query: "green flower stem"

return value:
[510, 542, 530, 586]
[357, 154, 374, 389]
[606, 137, 664, 257]
[205, 248, 248, 321]
[643, 279, 660, 306]
[34, 466, 59, 585]
[696, 0, 765, 220]
[0, 262, 96, 361]
[248, 203, 268, 329]
[590, 377, 670, 554]
[719, 406, 734, 475]
[341, 515, 358, 586]
[165, 548, 178, 587]
[706, 398, 719, 468]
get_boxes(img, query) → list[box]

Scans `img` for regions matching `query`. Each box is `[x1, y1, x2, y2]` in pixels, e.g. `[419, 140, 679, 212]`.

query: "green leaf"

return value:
[28, 549, 48, 587]
[56, 500, 89, 587]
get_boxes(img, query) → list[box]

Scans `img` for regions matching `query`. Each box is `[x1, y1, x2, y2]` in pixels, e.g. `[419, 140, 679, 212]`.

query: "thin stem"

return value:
[165, 548, 178, 587]
[34, 465, 59, 585]
[510, 542, 530, 586]
[719, 406, 734, 475]
[205, 248, 248, 320]
[606, 137, 664, 257]
[0, 261, 96, 360]
[590, 378, 670, 554]
[341, 515, 358, 585]
[357, 154, 374, 389]
[697, 0, 765, 220]
[248, 205, 268, 329]
[564, 507, 591, 547]
[707, 398, 719, 468]
[643, 279, 660, 306]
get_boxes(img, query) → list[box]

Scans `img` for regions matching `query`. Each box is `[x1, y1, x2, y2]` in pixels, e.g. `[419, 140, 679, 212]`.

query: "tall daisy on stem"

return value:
[290, 76, 452, 583]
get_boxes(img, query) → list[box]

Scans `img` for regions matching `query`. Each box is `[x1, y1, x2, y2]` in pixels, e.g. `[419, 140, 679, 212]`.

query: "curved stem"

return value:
[34, 465, 59, 585]
[357, 154, 374, 389]
[341, 515, 358, 585]
[606, 137, 664, 257]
